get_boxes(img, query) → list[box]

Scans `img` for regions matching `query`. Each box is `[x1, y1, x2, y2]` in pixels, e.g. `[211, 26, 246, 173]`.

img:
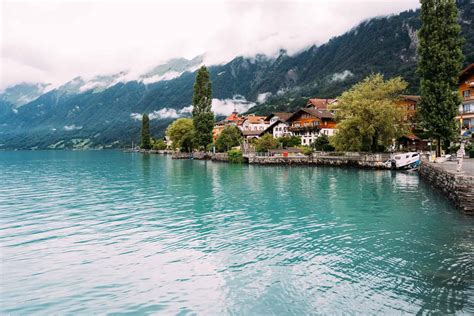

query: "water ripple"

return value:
[0, 151, 473, 315]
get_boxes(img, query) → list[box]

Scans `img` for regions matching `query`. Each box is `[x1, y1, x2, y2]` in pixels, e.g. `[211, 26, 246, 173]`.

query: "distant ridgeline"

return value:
[0, 0, 473, 150]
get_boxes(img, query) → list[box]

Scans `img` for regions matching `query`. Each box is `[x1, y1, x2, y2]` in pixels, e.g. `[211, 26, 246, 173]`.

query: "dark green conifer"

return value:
[417, 0, 464, 156]
[141, 113, 151, 150]
[192, 66, 215, 150]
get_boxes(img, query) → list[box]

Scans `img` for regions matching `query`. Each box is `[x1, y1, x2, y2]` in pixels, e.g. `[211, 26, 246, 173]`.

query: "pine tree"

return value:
[141, 113, 151, 150]
[417, 0, 464, 156]
[192, 66, 215, 150]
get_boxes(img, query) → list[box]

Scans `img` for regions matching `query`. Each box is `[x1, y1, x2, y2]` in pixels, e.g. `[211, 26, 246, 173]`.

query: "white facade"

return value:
[294, 129, 336, 146]
[272, 122, 291, 138]
[320, 128, 336, 137]
[240, 120, 269, 131]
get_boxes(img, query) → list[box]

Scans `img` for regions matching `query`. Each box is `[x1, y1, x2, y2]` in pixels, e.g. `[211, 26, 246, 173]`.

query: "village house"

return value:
[457, 63, 474, 135]
[396, 95, 429, 151]
[239, 114, 269, 132]
[264, 112, 292, 138]
[286, 108, 336, 146]
[212, 109, 244, 141]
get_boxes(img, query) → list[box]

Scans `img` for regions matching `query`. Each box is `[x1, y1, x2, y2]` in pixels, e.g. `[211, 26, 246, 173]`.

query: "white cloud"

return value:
[141, 71, 183, 84]
[211, 96, 255, 116]
[1, 0, 420, 90]
[149, 108, 180, 119]
[257, 92, 272, 104]
[331, 70, 354, 82]
[130, 106, 193, 121]
[129, 96, 252, 121]
[64, 124, 82, 131]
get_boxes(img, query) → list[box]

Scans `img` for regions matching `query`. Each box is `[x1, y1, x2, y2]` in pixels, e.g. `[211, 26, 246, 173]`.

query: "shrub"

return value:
[255, 134, 278, 152]
[311, 134, 335, 151]
[277, 136, 301, 148]
[228, 149, 244, 163]
[299, 146, 314, 156]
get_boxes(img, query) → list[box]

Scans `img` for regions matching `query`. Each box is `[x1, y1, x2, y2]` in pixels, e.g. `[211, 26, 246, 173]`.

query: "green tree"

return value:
[417, 0, 464, 157]
[215, 125, 242, 152]
[254, 134, 278, 152]
[166, 118, 195, 152]
[141, 113, 151, 150]
[311, 134, 335, 151]
[277, 135, 301, 148]
[330, 74, 407, 152]
[152, 139, 167, 150]
[299, 146, 314, 156]
[227, 149, 244, 163]
[192, 66, 215, 149]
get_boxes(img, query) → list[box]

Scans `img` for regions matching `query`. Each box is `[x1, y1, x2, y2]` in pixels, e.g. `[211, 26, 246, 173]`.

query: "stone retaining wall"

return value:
[419, 161, 474, 215]
[171, 152, 229, 161]
[172, 152, 193, 159]
[248, 153, 390, 169]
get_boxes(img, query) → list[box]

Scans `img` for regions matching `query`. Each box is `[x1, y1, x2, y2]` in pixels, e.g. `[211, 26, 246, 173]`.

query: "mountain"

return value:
[0, 0, 473, 150]
[0, 83, 52, 108]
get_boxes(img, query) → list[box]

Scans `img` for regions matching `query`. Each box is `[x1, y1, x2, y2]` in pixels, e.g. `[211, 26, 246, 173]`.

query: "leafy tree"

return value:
[330, 74, 407, 152]
[299, 146, 314, 156]
[417, 0, 464, 156]
[215, 125, 242, 152]
[227, 149, 244, 163]
[277, 135, 301, 148]
[166, 118, 194, 152]
[254, 134, 278, 152]
[311, 134, 335, 151]
[152, 139, 167, 150]
[141, 113, 151, 150]
[192, 66, 215, 149]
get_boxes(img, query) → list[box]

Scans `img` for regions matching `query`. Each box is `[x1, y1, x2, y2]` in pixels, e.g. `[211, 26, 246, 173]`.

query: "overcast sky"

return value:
[1, 0, 420, 90]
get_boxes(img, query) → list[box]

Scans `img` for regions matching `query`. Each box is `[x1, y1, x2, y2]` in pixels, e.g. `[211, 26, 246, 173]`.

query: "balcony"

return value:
[289, 125, 320, 133]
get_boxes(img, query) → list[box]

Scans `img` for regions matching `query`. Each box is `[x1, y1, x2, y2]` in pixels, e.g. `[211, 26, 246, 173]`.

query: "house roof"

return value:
[400, 95, 421, 102]
[307, 98, 337, 110]
[287, 108, 335, 122]
[243, 115, 267, 124]
[264, 112, 292, 122]
[400, 134, 421, 141]
[460, 63, 474, 83]
[225, 111, 240, 122]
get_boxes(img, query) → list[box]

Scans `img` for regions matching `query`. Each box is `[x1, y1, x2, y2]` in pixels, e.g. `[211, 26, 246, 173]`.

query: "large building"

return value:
[286, 108, 336, 146]
[264, 112, 292, 138]
[240, 114, 269, 132]
[457, 63, 474, 134]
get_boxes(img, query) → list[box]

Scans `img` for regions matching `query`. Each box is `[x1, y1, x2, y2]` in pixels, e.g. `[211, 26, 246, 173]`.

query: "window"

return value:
[463, 90, 470, 98]
[463, 103, 474, 113]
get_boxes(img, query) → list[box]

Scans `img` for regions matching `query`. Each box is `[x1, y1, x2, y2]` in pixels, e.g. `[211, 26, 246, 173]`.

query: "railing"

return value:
[288, 126, 320, 133]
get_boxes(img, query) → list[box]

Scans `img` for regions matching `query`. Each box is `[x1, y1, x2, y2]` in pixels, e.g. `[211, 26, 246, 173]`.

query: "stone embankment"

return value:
[247, 152, 391, 169]
[171, 152, 229, 162]
[419, 161, 474, 215]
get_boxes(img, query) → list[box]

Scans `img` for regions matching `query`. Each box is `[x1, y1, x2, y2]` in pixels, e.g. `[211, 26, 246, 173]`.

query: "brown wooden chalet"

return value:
[286, 108, 336, 133]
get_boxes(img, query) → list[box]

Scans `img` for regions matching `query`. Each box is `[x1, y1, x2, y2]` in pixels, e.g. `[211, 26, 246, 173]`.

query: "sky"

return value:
[0, 0, 420, 90]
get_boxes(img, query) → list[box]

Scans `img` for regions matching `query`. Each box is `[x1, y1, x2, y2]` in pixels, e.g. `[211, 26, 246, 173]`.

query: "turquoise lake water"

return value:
[0, 151, 473, 314]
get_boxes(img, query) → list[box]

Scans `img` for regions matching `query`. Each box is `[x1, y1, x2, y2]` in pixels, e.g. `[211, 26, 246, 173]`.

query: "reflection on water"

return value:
[0, 151, 472, 314]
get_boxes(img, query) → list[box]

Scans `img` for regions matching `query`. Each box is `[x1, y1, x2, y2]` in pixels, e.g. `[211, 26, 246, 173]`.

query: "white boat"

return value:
[385, 152, 421, 170]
